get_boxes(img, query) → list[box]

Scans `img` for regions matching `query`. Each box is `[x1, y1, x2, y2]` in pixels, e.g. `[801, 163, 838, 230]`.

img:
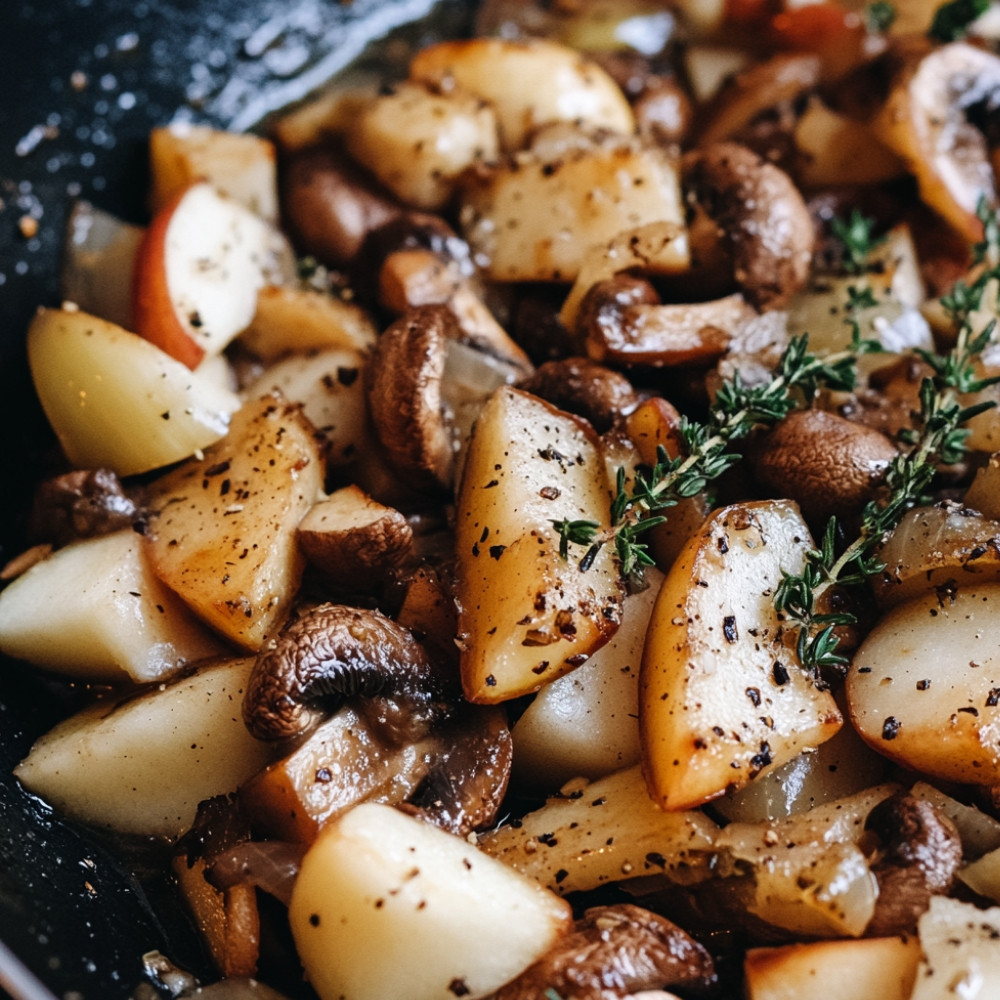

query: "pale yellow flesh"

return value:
[0, 530, 223, 683]
[15, 657, 273, 839]
[745, 936, 920, 1000]
[288, 802, 571, 1000]
[27, 307, 240, 477]
[847, 583, 1000, 785]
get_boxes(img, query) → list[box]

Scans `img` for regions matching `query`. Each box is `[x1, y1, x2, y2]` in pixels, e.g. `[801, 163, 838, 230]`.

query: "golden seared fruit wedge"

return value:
[288, 802, 572, 1000]
[846, 583, 1000, 785]
[15, 657, 274, 839]
[144, 392, 324, 650]
[455, 386, 623, 704]
[238, 284, 376, 363]
[27, 307, 240, 477]
[639, 500, 842, 811]
[510, 570, 663, 790]
[461, 139, 685, 284]
[913, 897, 1000, 999]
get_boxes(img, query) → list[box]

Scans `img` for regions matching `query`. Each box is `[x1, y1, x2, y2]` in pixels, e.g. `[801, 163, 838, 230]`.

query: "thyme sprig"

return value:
[776, 282, 1000, 671]
[553, 329, 876, 586]
[831, 210, 886, 275]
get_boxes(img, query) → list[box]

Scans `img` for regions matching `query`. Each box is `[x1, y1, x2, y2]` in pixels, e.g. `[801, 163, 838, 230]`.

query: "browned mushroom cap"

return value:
[753, 408, 897, 523]
[403, 704, 512, 836]
[516, 357, 640, 433]
[578, 274, 752, 367]
[864, 793, 963, 937]
[242, 603, 449, 742]
[279, 144, 402, 266]
[683, 142, 814, 311]
[491, 903, 715, 1000]
[29, 468, 141, 546]
[366, 305, 461, 493]
[696, 52, 822, 150]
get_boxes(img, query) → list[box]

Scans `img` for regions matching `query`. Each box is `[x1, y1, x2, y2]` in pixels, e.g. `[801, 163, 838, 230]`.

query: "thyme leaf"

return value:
[831, 209, 885, 275]
[776, 239, 1000, 670]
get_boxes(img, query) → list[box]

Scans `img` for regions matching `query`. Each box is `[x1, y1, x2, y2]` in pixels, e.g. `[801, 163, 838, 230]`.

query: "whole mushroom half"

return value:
[875, 40, 1000, 242]
[682, 141, 814, 312]
[242, 603, 451, 743]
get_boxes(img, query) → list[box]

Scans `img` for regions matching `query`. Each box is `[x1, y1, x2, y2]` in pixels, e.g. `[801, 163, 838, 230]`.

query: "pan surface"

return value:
[0, 2, 470, 997]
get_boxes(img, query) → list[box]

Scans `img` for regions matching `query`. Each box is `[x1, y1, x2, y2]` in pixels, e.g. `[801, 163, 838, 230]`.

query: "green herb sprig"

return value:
[553, 329, 877, 586]
[865, 1, 897, 33]
[775, 199, 1000, 671]
[831, 210, 886, 275]
[929, 0, 989, 41]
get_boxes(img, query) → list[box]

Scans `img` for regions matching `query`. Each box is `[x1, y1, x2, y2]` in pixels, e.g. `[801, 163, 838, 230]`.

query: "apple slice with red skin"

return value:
[132, 180, 271, 369]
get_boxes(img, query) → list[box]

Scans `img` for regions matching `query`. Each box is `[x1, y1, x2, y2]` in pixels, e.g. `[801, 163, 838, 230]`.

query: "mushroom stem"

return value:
[243, 604, 447, 741]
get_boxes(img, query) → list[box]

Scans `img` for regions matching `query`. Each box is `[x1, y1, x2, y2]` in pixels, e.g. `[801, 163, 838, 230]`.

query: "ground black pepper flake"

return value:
[723, 615, 738, 642]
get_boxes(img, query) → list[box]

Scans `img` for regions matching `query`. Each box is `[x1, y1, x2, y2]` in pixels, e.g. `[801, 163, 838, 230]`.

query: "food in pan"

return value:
[7, 1, 1000, 997]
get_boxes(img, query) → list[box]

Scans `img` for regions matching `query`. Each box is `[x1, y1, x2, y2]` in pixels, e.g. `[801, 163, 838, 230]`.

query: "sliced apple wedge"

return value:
[132, 181, 274, 369]
[14, 657, 275, 839]
[639, 500, 842, 811]
[0, 529, 225, 683]
[455, 386, 623, 704]
[27, 306, 240, 477]
[846, 583, 1000, 785]
[288, 802, 572, 1000]
[144, 392, 324, 650]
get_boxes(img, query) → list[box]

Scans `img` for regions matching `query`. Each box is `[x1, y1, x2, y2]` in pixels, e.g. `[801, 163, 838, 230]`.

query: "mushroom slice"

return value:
[404, 703, 512, 835]
[874, 41, 1000, 242]
[559, 220, 690, 333]
[29, 467, 141, 547]
[864, 793, 962, 938]
[242, 603, 449, 742]
[683, 142, 814, 311]
[297, 485, 413, 586]
[378, 246, 532, 371]
[516, 357, 639, 434]
[279, 144, 402, 266]
[579, 276, 752, 367]
[366, 305, 523, 493]
[172, 796, 263, 979]
[696, 52, 823, 149]
[491, 903, 715, 1000]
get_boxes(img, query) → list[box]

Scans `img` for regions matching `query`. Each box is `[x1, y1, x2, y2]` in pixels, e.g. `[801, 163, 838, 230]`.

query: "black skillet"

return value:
[0, 2, 472, 996]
